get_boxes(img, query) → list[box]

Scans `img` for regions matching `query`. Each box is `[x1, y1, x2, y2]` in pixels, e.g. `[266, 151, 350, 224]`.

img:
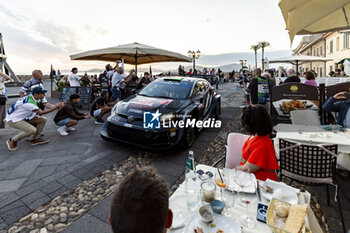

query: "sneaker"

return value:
[57, 127, 68, 136]
[94, 119, 105, 125]
[30, 138, 50, 146]
[7, 138, 18, 151]
[66, 127, 76, 132]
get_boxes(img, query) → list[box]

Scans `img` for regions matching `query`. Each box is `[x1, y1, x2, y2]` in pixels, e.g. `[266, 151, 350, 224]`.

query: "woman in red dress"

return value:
[237, 105, 279, 181]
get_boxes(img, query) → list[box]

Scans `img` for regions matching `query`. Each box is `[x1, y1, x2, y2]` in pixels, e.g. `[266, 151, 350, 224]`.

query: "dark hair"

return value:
[241, 105, 272, 135]
[71, 67, 78, 72]
[144, 72, 150, 76]
[105, 64, 111, 70]
[100, 90, 108, 97]
[69, 93, 80, 100]
[304, 71, 315, 80]
[110, 166, 169, 233]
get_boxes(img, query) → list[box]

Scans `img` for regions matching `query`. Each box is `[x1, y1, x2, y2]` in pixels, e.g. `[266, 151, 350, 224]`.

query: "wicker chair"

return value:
[279, 138, 346, 233]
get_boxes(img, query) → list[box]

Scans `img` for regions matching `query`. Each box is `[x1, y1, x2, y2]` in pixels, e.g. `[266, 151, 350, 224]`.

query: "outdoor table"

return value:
[274, 123, 350, 171]
[168, 164, 322, 233]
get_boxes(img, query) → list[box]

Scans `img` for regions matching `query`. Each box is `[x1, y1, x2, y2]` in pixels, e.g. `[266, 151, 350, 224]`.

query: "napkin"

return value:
[265, 179, 299, 204]
[170, 210, 188, 230]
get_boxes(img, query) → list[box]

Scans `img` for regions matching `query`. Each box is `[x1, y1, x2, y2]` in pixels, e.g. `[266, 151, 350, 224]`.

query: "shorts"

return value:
[93, 109, 102, 118]
[56, 118, 70, 126]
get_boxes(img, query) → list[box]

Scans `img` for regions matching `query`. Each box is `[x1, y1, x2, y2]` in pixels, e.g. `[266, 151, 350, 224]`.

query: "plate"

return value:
[225, 169, 257, 193]
[184, 212, 241, 233]
[260, 180, 299, 205]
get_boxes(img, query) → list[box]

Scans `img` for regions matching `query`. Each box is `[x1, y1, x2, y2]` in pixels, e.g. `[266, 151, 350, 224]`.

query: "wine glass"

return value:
[237, 174, 258, 229]
[222, 188, 235, 217]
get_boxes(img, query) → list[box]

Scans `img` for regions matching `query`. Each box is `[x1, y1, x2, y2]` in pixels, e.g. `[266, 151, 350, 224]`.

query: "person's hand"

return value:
[194, 227, 203, 233]
[334, 92, 347, 100]
[84, 113, 91, 119]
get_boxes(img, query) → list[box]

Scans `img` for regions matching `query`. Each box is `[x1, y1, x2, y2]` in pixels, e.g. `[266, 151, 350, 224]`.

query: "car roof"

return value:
[156, 76, 206, 83]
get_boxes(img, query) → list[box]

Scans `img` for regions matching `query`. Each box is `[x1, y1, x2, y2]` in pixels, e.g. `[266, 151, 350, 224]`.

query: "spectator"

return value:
[19, 70, 62, 111]
[329, 71, 336, 77]
[0, 70, 10, 129]
[57, 69, 61, 82]
[111, 67, 125, 101]
[109, 166, 172, 233]
[237, 105, 279, 181]
[67, 68, 81, 87]
[90, 91, 114, 124]
[323, 91, 350, 128]
[340, 71, 347, 77]
[136, 72, 151, 90]
[5, 87, 60, 150]
[266, 69, 276, 86]
[54, 93, 90, 136]
[187, 68, 193, 76]
[246, 68, 271, 105]
[124, 69, 139, 98]
[283, 69, 301, 83]
[304, 71, 317, 86]
[80, 72, 91, 86]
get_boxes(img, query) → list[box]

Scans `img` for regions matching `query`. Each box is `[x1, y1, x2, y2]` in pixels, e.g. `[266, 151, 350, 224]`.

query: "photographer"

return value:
[124, 69, 139, 98]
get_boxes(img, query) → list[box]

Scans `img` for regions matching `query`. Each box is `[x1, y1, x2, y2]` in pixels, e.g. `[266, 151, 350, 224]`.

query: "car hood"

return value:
[116, 95, 186, 117]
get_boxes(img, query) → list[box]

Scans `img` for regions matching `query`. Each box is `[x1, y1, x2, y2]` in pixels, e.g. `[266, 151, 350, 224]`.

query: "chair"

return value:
[290, 110, 321, 126]
[279, 138, 346, 233]
[212, 133, 249, 168]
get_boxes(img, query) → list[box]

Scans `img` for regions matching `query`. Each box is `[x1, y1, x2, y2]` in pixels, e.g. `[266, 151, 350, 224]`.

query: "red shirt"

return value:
[240, 135, 279, 181]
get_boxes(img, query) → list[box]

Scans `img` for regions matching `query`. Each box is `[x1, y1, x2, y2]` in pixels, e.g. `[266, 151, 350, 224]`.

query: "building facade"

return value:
[293, 30, 350, 76]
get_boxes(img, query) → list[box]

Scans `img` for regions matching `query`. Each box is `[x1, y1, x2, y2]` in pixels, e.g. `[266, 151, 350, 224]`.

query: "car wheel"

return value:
[181, 127, 195, 148]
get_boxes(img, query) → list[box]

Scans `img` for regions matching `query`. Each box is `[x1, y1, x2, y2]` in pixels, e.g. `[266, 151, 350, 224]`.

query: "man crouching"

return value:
[54, 94, 90, 136]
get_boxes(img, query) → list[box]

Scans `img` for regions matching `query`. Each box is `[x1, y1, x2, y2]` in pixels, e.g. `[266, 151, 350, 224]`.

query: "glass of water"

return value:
[186, 190, 198, 213]
[222, 188, 235, 217]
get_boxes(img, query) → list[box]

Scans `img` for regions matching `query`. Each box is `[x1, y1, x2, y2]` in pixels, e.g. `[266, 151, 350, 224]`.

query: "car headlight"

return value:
[111, 104, 119, 116]
[161, 113, 175, 123]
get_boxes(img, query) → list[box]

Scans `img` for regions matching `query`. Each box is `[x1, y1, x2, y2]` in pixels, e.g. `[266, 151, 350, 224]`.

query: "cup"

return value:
[201, 181, 216, 204]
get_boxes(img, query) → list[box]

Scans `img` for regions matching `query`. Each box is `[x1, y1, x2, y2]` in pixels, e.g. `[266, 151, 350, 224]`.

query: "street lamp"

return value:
[188, 50, 201, 71]
[239, 59, 247, 71]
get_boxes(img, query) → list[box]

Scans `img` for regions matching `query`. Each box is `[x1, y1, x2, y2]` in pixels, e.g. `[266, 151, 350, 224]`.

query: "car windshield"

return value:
[139, 81, 192, 99]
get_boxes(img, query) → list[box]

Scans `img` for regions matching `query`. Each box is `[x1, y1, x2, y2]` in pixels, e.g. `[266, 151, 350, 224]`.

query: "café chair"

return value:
[278, 138, 346, 233]
[290, 110, 321, 126]
[212, 133, 249, 168]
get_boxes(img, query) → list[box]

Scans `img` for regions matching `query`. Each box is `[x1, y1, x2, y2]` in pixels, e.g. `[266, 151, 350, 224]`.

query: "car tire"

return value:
[181, 126, 195, 148]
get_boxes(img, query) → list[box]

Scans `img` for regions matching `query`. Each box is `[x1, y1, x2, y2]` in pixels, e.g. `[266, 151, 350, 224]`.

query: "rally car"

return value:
[100, 77, 221, 149]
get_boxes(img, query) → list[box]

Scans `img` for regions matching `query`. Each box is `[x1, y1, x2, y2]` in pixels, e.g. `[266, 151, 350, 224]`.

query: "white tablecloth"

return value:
[274, 124, 350, 171]
[167, 164, 322, 233]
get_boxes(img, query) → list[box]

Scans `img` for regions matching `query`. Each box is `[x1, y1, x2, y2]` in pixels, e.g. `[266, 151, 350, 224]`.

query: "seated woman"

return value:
[237, 105, 279, 181]
[304, 71, 317, 86]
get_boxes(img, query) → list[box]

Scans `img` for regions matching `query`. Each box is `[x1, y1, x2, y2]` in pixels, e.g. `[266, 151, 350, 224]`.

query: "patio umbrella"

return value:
[70, 42, 191, 73]
[279, 0, 350, 42]
[269, 55, 333, 71]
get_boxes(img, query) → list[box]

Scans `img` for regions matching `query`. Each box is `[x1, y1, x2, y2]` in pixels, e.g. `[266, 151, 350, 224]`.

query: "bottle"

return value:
[185, 151, 196, 190]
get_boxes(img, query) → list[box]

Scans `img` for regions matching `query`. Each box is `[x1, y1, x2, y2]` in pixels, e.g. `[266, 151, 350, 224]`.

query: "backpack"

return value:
[257, 77, 270, 104]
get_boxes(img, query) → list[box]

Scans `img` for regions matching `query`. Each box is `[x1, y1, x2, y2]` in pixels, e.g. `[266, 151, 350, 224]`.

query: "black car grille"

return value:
[166, 100, 181, 109]
[107, 123, 171, 145]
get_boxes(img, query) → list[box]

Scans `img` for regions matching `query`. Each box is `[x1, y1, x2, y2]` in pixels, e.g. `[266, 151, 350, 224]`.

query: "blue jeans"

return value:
[111, 87, 121, 101]
[56, 118, 70, 126]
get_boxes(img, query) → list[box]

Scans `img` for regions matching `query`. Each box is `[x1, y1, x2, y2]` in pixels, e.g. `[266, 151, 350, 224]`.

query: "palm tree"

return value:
[250, 44, 261, 68]
[258, 41, 270, 70]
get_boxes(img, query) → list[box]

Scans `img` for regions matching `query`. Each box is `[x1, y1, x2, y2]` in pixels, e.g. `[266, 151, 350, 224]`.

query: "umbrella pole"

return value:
[296, 60, 299, 74]
[135, 53, 138, 75]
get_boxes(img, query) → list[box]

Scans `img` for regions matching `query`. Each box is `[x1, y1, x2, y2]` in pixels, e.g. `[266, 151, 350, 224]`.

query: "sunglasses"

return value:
[196, 170, 213, 180]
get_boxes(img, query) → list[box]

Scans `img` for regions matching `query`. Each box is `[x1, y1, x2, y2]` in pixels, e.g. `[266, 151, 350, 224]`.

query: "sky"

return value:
[0, 0, 301, 74]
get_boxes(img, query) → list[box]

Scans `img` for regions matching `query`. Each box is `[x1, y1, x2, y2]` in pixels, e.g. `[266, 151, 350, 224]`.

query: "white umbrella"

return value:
[279, 0, 350, 42]
[70, 42, 191, 73]
[269, 55, 333, 70]
[344, 59, 350, 75]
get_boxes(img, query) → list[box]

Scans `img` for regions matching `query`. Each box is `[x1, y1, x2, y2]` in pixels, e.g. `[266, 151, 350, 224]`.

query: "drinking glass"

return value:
[222, 188, 235, 217]
[201, 181, 216, 204]
[215, 169, 228, 199]
[237, 175, 258, 229]
[186, 190, 198, 213]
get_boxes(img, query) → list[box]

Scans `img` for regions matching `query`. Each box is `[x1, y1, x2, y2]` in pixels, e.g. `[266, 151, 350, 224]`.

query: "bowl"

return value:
[210, 199, 224, 214]
[198, 205, 214, 223]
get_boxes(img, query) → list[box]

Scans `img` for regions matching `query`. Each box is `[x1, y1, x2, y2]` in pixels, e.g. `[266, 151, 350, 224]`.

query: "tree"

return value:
[258, 41, 270, 70]
[250, 44, 261, 68]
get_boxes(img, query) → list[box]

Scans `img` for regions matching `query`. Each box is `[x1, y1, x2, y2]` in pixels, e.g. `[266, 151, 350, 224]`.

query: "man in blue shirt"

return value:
[323, 91, 350, 128]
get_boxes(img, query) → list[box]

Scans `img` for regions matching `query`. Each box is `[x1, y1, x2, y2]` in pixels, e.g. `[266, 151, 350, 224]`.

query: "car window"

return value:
[192, 81, 205, 98]
[139, 81, 192, 99]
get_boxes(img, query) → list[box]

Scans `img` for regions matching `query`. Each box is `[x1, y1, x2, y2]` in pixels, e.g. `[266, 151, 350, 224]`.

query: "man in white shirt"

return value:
[5, 87, 61, 151]
[68, 68, 81, 87]
[111, 67, 125, 101]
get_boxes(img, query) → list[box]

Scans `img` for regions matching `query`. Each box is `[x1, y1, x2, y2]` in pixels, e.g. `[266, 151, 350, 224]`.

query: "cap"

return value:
[32, 86, 48, 94]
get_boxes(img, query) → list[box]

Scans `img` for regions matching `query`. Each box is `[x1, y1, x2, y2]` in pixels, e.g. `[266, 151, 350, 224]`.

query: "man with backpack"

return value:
[246, 68, 271, 106]
[19, 69, 63, 111]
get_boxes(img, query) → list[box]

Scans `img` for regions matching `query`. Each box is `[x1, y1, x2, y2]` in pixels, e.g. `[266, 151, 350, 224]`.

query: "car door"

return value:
[192, 81, 205, 119]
